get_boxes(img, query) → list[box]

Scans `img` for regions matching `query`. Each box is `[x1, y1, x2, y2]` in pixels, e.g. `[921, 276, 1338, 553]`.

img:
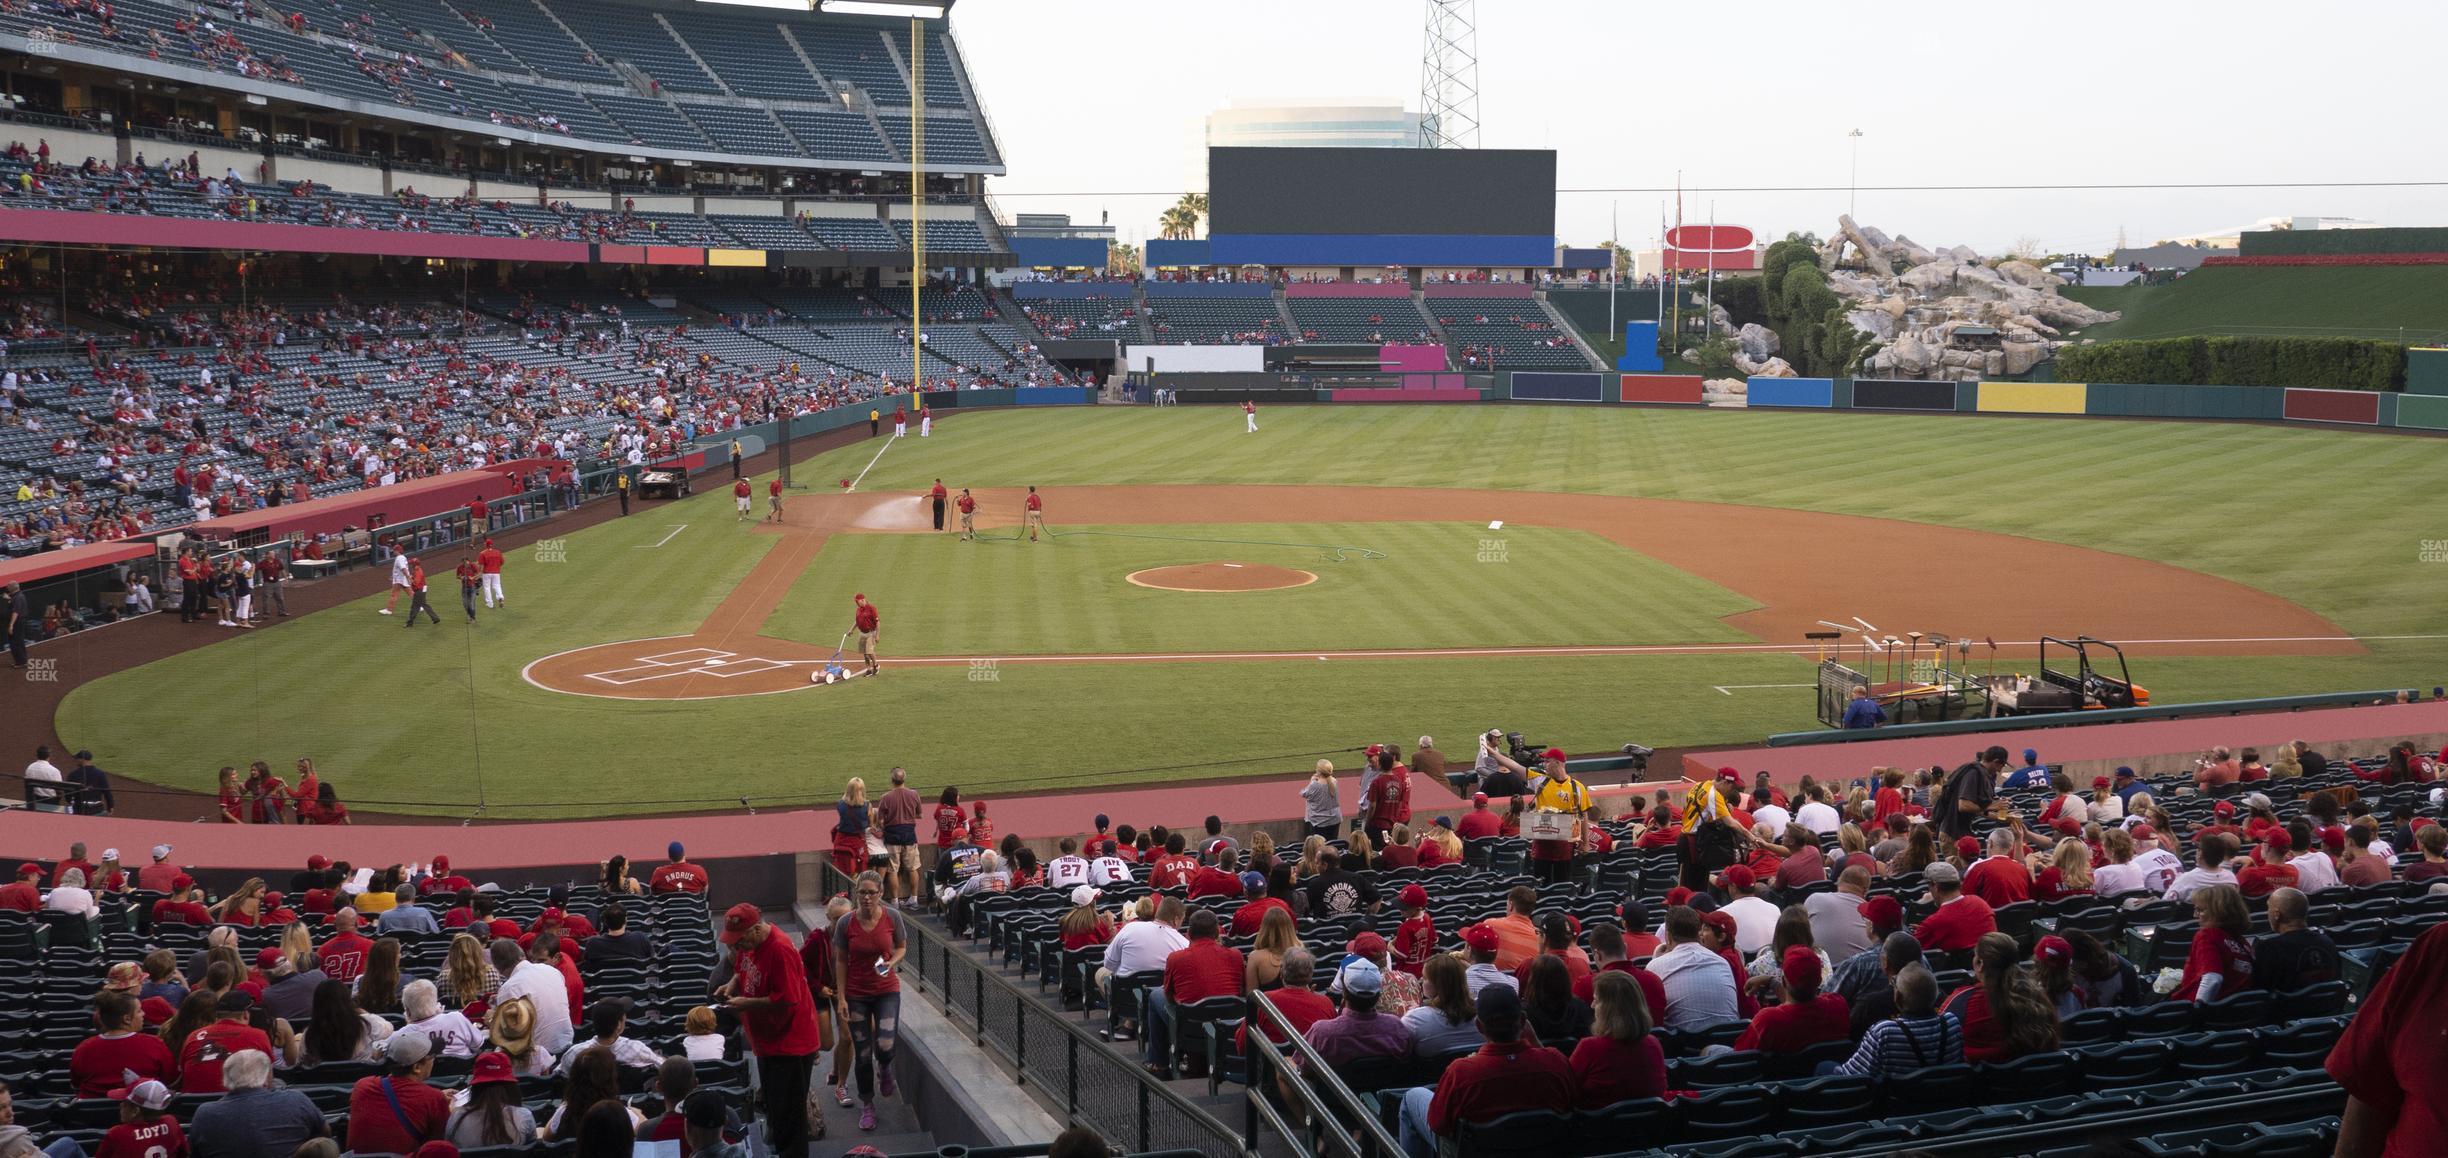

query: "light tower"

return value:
[1418, 0, 1480, 149]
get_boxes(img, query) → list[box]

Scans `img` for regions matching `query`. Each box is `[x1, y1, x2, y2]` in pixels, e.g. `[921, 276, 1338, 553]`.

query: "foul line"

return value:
[1714, 683, 1818, 695]
[636, 524, 689, 549]
[866, 632, 2448, 666]
[845, 433, 900, 493]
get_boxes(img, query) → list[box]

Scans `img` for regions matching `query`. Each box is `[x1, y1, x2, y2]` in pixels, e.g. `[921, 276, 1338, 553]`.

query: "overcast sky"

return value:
[731, 0, 2448, 256]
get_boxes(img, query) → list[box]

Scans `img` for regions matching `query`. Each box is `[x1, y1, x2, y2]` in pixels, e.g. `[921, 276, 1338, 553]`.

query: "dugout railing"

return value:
[822, 863, 1255, 1157]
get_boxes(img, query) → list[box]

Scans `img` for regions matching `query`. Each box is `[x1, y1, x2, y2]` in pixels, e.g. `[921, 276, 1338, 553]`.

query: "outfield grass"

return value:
[2061, 267, 2448, 343]
[763, 522, 1755, 655]
[55, 406, 2448, 815]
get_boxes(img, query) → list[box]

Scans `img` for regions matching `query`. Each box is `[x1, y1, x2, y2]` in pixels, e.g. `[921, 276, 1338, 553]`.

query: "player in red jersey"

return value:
[1024, 486, 1044, 543]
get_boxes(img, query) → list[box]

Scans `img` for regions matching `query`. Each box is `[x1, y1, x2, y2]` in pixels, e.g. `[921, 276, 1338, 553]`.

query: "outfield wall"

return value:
[1493, 369, 2448, 436]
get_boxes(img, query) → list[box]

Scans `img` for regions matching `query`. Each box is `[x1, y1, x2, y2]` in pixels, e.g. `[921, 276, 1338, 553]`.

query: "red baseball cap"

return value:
[1700, 911, 1738, 943]
[2320, 827, 2346, 852]
[1665, 886, 1695, 908]
[1346, 931, 1387, 957]
[306, 856, 331, 870]
[2214, 800, 2236, 817]
[538, 908, 566, 925]
[1858, 895, 1904, 930]
[432, 856, 450, 873]
[468, 1051, 517, 1086]
[1715, 864, 1755, 890]
[488, 918, 522, 938]
[1462, 924, 1500, 953]
[1543, 748, 1568, 763]
[264, 891, 284, 907]
[1781, 945, 1823, 990]
[1398, 884, 1429, 908]
[2051, 818, 2082, 836]
[2091, 776, 2110, 790]
[2034, 935, 2072, 964]
[139, 996, 176, 1027]
[14, 863, 40, 878]
[256, 947, 285, 969]
[1472, 792, 1489, 805]
[720, 902, 762, 944]
[2132, 824, 2157, 841]
[1954, 836, 1981, 859]
[2265, 830, 2294, 851]
[170, 873, 194, 890]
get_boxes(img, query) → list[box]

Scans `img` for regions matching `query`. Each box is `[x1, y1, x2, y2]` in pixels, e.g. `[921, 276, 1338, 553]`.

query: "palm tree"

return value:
[1156, 206, 1195, 241]
[1108, 242, 1142, 277]
[1165, 192, 1206, 239]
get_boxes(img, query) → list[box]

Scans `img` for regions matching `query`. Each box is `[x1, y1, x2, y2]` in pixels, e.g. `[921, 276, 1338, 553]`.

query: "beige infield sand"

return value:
[1125, 562, 1319, 592]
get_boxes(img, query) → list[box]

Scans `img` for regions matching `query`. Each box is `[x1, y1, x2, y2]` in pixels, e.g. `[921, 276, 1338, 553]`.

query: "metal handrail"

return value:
[1240, 989, 1407, 1158]
[818, 862, 1252, 1155]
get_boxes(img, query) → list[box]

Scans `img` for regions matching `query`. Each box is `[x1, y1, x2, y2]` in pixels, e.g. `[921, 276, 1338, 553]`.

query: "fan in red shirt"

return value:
[2327, 918, 2448, 1157]
[2235, 832, 2301, 899]
[1185, 843, 1245, 900]
[1390, 884, 1437, 975]
[1733, 947, 1850, 1055]
[1403, 986, 1575, 1153]
[965, 802, 996, 848]
[932, 789, 968, 848]
[650, 842, 710, 894]
[1939, 933, 2061, 1062]
[151, 876, 211, 925]
[0, 862, 44, 911]
[1911, 864, 1997, 953]
[423, 855, 473, 896]
[1150, 910, 1244, 1079]
[70, 992, 175, 1097]
[1456, 794, 1502, 841]
[2172, 884, 2256, 1002]
[1146, 834, 1199, 890]
[1962, 831, 2035, 907]
[318, 910, 375, 982]
[723, 903, 827, 1150]
[93, 1080, 184, 1158]
[178, 993, 275, 1093]
[1363, 752, 1412, 844]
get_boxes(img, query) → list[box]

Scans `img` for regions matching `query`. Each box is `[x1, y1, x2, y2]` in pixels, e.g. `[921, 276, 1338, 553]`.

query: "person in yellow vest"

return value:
[616, 470, 631, 516]
[1527, 757, 1594, 885]
[870, 408, 881, 438]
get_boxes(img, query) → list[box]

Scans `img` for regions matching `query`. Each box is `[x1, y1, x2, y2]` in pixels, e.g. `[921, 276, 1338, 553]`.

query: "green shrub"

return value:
[2057, 336, 2403, 390]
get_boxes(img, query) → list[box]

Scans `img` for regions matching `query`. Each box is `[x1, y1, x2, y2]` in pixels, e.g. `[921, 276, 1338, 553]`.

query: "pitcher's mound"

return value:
[1126, 562, 1318, 592]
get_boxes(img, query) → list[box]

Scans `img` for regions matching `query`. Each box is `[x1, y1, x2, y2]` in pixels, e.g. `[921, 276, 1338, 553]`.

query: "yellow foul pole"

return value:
[909, 17, 925, 396]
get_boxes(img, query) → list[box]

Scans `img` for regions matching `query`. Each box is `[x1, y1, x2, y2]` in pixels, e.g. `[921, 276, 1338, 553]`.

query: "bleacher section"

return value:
[1145, 291, 1292, 340]
[0, 884, 723, 1156]
[1429, 295, 1595, 370]
[0, 0, 999, 168]
[1286, 295, 1434, 344]
[1013, 293, 1144, 341]
[923, 748, 2441, 1158]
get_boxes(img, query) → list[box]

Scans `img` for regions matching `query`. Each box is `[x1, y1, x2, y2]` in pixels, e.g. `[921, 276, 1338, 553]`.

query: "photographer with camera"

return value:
[1477, 732, 1535, 799]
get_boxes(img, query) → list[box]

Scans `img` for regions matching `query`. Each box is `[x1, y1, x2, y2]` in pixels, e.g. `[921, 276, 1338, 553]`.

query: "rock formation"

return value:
[1814, 215, 2120, 380]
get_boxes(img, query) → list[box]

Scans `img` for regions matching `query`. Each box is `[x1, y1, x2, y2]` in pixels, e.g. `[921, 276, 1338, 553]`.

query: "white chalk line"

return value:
[869, 633, 2448, 666]
[635, 524, 688, 549]
[1713, 683, 1819, 695]
[846, 432, 900, 493]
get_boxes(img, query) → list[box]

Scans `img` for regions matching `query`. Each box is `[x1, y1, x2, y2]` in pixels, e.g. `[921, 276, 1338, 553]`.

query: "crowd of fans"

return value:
[0, 837, 791, 1158]
[833, 735, 2448, 1157]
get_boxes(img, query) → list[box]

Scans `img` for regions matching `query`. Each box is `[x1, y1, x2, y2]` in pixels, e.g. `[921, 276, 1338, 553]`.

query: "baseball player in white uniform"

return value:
[380, 550, 410, 615]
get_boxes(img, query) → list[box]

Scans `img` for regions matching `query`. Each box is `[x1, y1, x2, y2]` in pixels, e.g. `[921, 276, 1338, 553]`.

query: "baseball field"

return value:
[53, 404, 2448, 817]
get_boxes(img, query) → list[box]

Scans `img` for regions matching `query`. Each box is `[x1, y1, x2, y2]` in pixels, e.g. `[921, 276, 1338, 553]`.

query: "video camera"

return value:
[1621, 744, 1654, 776]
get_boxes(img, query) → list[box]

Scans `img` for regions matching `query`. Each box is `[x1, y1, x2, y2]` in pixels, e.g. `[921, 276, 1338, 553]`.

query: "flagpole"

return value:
[1706, 199, 1716, 334]
[1608, 199, 1618, 334]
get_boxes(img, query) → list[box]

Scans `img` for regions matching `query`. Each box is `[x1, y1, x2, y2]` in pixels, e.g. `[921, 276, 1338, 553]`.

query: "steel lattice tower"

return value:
[1418, 0, 1480, 149]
